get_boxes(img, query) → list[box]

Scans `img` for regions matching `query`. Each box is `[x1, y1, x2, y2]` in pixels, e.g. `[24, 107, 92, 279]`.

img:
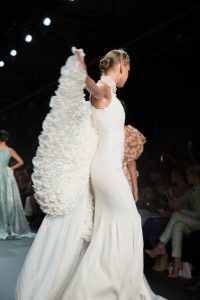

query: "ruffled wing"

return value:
[32, 53, 98, 218]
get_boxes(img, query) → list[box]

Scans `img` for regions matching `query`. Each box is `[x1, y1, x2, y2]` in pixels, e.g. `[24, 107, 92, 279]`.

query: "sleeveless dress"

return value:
[15, 52, 166, 299]
[0, 147, 31, 239]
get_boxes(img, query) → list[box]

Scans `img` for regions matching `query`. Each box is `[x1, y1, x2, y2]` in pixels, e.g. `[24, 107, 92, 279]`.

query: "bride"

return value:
[15, 47, 167, 299]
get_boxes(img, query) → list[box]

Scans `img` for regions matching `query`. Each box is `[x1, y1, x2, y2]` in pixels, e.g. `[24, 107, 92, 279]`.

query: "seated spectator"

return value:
[143, 164, 190, 271]
[137, 163, 170, 225]
[14, 165, 32, 207]
[15, 165, 45, 231]
[145, 163, 200, 278]
[25, 194, 45, 231]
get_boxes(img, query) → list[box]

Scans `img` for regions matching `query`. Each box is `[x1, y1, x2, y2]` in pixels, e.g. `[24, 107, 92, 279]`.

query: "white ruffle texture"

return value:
[32, 55, 98, 226]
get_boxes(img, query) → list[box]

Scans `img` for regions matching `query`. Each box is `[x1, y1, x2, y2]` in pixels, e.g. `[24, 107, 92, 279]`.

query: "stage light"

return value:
[0, 61, 4, 67]
[25, 34, 33, 42]
[43, 17, 51, 26]
[10, 49, 17, 56]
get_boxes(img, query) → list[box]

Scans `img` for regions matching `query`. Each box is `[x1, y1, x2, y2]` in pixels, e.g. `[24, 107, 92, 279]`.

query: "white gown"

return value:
[15, 51, 166, 300]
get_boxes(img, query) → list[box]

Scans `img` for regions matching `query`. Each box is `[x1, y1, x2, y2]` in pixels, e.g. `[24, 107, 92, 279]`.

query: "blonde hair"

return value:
[99, 49, 130, 73]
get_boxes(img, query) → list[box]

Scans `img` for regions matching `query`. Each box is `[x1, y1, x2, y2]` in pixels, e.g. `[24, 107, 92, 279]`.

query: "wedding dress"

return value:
[15, 49, 166, 300]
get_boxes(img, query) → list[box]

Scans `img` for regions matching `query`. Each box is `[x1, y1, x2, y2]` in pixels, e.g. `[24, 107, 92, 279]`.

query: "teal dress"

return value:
[0, 147, 31, 239]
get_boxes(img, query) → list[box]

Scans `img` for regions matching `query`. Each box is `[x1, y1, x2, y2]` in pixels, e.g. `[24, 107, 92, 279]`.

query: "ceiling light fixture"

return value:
[43, 17, 51, 26]
[25, 34, 33, 42]
[10, 49, 17, 56]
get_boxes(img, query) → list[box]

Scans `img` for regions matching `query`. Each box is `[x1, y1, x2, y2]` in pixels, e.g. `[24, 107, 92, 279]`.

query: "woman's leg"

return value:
[144, 242, 166, 258]
[169, 222, 190, 278]
[159, 212, 181, 244]
[145, 212, 200, 258]
[171, 221, 190, 258]
[160, 212, 200, 243]
[166, 213, 200, 278]
[150, 221, 189, 273]
[144, 214, 178, 258]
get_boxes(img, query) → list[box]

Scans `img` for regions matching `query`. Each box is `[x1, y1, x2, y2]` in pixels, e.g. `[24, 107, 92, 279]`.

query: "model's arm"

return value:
[76, 51, 111, 108]
[85, 76, 105, 100]
[8, 148, 24, 170]
[127, 160, 139, 202]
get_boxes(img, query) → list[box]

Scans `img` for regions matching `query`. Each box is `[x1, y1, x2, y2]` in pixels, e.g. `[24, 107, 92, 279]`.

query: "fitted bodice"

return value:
[0, 147, 10, 170]
[91, 92, 125, 170]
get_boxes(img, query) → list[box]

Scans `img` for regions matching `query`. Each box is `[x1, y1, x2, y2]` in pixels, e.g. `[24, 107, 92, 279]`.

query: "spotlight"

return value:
[25, 34, 33, 42]
[10, 49, 17, 56]
[43, 17, 51, 26]
[0, 60, 5, 67]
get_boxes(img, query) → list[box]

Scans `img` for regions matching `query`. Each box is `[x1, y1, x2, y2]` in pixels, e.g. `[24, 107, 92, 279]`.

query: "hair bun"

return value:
[99, 57, 112, 72]
[99, 49, 130, 73]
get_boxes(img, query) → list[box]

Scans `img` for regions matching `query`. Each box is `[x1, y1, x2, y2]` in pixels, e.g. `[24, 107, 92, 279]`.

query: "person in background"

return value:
[145, 163, 200, 278]
[123, 124, 146, 202]
[14, 165, 32, 207]
[143, 164, 190, 272]
[0, 129, 32, 239]
[120, 100, 146, 202]
[137, 164, 170, 225]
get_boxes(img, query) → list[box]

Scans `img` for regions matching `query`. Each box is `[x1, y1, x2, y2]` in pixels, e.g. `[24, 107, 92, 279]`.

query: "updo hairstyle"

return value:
[99, 49, 130, 74]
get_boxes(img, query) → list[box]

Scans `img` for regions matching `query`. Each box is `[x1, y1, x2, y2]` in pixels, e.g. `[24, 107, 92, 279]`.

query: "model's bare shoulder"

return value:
[90, 83, 111, 109]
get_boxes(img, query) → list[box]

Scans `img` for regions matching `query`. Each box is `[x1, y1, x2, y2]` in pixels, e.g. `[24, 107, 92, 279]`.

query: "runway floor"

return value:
[0, 238, 199, 300]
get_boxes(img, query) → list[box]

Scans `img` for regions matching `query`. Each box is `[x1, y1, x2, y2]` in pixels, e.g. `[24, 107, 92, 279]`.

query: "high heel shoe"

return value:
[145, 243, 166, 258]
[168, 258, 183, 278]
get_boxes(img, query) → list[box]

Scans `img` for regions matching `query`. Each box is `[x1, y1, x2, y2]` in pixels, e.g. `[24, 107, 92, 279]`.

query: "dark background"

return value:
[0, 0, 199, 164]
